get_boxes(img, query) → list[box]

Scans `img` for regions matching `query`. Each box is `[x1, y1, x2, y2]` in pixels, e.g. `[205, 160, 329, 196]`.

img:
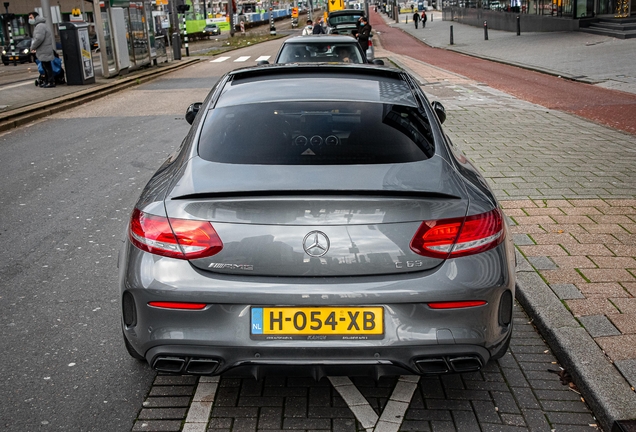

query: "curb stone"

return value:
[0, 58, 200, 133]
[515, 257, 636, 432]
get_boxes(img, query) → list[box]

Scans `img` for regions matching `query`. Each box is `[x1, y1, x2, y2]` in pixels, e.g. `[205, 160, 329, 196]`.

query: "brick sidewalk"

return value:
[507, 199, 636, 383]
[375, 27, 636, 427]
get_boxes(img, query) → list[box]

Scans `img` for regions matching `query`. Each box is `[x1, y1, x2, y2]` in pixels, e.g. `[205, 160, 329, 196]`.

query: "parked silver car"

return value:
[120, 64, 515, 379]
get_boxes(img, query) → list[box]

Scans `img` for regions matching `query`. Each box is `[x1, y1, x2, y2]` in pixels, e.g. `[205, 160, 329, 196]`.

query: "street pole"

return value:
[182, 13, 189, 56]
[229, 0, 234, 37]
[39, 0, 56, 49]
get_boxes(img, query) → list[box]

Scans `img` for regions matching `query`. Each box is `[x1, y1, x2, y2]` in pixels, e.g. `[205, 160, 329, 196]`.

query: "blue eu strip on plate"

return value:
[251, 307, 263, 334]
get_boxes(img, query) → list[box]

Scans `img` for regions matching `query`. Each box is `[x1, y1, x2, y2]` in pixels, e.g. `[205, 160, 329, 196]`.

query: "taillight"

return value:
[410, 208, 504, 259]
[129, 208, 223, 260]
[148, 302, 207, 310]
[428, 300, 487, 309]
[368, 39, 372, 47]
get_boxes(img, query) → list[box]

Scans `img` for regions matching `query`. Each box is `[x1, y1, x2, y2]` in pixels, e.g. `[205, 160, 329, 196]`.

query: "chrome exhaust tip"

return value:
[153, 356, 186, 373]
[185, 358, 220, 375]
[414, 358, 450, 374]
[448, 356, 483, 373]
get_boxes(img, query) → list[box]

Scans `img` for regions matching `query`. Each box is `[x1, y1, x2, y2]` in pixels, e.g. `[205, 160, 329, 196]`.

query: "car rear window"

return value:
[198, 101, 435, 165]
[278, 43, 364, 63]
[329, 13, 364, 26]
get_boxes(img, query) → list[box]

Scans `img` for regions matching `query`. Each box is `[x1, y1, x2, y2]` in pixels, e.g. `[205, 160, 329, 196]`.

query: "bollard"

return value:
[406, 14, 408, 24]
[431, 13, 433, 21]
[450, 24, 454, 45]
[516, 15, 521, 35]
[483, 20, 488, 40]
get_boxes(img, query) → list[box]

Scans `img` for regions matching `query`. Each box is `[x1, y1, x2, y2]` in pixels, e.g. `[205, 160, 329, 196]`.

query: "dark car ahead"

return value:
[327, 9, 365, 35]
[202, 23, 221, 36]
[120, 64, 515, 379]
[274, 35, 367, 64]
[2, 38, 35, 65]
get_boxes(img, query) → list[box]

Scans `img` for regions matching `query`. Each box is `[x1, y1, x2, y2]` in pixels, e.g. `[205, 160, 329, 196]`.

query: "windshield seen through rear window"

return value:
[198, 101, 435, 165]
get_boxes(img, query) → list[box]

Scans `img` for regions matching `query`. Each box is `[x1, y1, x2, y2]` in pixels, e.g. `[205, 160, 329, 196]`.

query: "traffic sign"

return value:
[292, 7, 298, 17]
[328, 0, 344, 12]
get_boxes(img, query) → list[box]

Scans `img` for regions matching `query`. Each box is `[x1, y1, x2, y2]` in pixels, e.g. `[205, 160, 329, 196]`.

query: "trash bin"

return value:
[172, 32, 182, 60]
[58, 21, 95, 85]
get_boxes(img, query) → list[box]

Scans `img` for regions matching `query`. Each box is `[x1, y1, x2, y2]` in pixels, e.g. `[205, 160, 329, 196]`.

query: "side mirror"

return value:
[432, 101, 446, 124]
[372, 59, 384, 65]
[257, 60, 270, 65]
[185, 102, 203, 125]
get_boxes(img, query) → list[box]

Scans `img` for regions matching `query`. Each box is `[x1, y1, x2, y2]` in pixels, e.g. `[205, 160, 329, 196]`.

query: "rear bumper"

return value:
[120, 236, 515, 377]
[144, 343, 497, 379]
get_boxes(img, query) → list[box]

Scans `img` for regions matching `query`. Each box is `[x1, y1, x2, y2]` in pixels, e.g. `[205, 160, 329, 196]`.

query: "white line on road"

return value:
[328, 375, 420, 432]
[255, 56, 271, 61]
[234, 56, 251, 62]
[210, 56, 230, 62]
[183, 376, 220, 431]
[0, 80, 34, 91]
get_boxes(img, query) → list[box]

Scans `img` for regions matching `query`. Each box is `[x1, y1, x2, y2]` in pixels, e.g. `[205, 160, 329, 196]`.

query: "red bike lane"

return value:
[370, 12, 636, 135]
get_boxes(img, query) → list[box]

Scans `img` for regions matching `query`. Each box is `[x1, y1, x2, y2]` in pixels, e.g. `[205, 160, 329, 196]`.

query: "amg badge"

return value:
[208, 263, 254, 270]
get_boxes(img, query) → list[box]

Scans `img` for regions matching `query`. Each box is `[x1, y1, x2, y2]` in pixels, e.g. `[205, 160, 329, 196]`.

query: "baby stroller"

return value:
[34, 52, 66, 87]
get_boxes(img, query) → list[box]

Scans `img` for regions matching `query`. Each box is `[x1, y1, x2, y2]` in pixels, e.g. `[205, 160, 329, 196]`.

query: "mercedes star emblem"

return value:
[302, 231, 330, 257]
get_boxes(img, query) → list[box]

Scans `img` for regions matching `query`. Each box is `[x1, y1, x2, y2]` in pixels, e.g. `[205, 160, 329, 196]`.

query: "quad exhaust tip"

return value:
[415, 355, 482, 374]
[153, 356, 220, 375]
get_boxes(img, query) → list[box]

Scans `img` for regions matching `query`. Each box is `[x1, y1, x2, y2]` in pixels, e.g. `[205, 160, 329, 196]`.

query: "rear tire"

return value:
[123, 332, 145, 361]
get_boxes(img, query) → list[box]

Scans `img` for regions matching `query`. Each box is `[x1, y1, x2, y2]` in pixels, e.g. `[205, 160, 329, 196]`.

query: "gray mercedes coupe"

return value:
[119, 64, 515, 379]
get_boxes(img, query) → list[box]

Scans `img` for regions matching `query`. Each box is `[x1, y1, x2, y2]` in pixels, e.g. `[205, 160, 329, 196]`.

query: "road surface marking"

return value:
[210, 56, 230, 62]
[234, 56, 251, 62]
[329, 375, 419, 431]
[0, 80, 34, 91]
[184, 376, 220, 430]
[255, 56, 271, 61]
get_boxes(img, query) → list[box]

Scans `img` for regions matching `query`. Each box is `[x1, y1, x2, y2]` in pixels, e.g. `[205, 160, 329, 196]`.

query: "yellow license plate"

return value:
[251, 307, 384, 340]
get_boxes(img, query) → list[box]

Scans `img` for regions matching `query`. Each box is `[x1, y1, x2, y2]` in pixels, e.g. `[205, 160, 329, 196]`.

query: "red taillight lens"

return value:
[428, 300, 487, 309]
[129, 208, 223, 260]
[410, 209, 504, 259]
[148, 301, 207, 310]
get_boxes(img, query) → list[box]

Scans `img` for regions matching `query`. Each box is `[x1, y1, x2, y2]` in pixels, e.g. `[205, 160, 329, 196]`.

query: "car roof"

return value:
[283, 35, 359, 43]
[218, 64, 417, 108]
[328, 9, 365, 17]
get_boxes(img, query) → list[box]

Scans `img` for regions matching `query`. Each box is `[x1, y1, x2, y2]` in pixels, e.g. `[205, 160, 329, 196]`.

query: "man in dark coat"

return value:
[413, 11, 420, 29]
[29, 12, 56, 88]
[312, 17, 326, 34]
[356, 16, 372, 55]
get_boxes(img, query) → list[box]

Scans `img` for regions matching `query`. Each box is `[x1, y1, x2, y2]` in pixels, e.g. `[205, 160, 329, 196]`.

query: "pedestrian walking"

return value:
[413, 11, 420, 29]
[28, 12, 56, 88]
[312, 17, 325, 34]
[356, 16, 372, 55]
[421, 10, 427, 28]
[302, 19, 313, 35]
